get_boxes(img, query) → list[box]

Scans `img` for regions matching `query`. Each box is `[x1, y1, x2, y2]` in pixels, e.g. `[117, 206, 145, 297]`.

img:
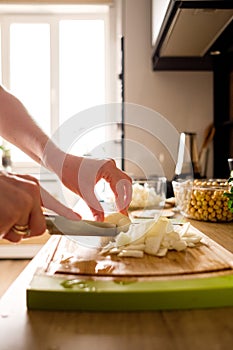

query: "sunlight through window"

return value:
[10, 23, 50, 162]
[59, 19, 105, 122]
[59, 20, 105, 156]
[0, 8, 109, 166]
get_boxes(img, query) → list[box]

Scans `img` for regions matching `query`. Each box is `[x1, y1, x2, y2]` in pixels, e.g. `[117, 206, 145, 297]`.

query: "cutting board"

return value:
[43, 225, 233, 277]
[27, 225, 233, 311]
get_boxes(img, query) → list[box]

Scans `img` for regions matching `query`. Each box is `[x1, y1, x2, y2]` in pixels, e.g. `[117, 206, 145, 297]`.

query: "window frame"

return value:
[0, 5, 115, 172]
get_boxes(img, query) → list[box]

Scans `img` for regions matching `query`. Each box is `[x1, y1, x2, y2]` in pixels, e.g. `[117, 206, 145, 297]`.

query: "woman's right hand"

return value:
[0, 172, 80, 243]
[0, 172, 47, 242]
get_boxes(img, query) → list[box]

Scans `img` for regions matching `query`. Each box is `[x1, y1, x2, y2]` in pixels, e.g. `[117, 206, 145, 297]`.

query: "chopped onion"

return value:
[100, 217, 203, 258]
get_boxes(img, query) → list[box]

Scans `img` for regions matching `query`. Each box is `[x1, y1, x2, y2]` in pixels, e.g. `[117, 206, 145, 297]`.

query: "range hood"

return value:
[152, 0, 233, 70]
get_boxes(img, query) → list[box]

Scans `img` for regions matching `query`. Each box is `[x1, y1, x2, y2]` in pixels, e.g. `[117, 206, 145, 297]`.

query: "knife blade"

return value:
[45, 215, 118, 237]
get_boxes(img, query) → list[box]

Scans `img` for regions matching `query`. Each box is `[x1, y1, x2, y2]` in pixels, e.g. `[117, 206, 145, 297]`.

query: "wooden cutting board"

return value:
[46, 225, 233, 278]
[27, 224, 233, 311]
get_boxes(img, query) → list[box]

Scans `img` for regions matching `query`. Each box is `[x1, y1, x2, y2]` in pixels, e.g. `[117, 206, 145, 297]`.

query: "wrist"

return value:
[42, 142, 67, 178]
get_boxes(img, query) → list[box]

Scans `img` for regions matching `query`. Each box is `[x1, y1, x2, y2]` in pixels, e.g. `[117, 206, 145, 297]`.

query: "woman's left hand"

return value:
[60, 155, 132, 221]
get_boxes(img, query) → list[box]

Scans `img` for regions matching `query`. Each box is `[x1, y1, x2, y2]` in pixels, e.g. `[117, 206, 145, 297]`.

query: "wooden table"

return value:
[0, 220, 233, 350]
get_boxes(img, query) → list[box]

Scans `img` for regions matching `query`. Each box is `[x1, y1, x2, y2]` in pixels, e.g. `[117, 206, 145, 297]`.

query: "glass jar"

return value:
[130, 177, 167, 209]
[172, 179, 233, 222]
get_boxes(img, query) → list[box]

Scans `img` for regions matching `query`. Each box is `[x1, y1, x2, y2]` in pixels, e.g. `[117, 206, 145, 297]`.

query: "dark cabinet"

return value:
[152, 0, 233, 71]
[213, 53, 233, 178]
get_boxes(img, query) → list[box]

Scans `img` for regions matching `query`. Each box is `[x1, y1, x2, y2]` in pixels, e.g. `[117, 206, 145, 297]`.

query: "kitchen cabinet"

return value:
[152, 0, 233, 71]
[213, 53, 233, 177]
[152, 1, 233, 177]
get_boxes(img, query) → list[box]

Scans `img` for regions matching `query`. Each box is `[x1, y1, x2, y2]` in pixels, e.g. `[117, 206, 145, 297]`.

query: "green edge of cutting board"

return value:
[26, 273, 233, 311]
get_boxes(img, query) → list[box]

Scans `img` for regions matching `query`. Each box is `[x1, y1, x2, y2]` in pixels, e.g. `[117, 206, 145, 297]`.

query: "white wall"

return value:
[122, 0, 213, 180]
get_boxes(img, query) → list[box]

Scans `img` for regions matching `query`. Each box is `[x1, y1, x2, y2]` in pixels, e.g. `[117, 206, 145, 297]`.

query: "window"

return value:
[0, 5, 116, 170]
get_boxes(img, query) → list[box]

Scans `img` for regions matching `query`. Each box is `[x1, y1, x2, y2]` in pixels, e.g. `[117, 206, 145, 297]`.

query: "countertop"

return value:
[0, 219, 233, 350]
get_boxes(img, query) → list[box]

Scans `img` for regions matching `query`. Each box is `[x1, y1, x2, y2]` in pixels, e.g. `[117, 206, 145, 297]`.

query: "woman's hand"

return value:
[0, 86, 132, 224]
[61, 155, 132, 221]
[0, 172, 80, 243]
[0, 172, 46, 242]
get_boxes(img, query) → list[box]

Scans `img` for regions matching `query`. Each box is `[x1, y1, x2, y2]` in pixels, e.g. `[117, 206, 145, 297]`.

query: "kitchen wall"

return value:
[122, 0, 213, 180]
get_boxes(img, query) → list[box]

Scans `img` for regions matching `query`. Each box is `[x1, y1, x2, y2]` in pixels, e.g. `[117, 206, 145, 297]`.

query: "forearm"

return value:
[0, 86, 132, 218]
[0, 85, 72, 175]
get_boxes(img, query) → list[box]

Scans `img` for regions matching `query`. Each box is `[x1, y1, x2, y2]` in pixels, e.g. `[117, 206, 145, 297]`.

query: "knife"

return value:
[45, 215, 118, 237]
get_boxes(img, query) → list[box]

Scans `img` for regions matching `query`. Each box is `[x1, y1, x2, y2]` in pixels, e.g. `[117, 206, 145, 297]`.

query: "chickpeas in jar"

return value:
[179, 179, 233, 222]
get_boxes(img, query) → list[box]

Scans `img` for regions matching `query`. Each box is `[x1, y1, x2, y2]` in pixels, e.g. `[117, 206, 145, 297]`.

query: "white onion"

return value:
[100, 217, 202, 258]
